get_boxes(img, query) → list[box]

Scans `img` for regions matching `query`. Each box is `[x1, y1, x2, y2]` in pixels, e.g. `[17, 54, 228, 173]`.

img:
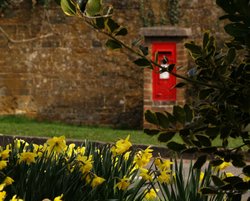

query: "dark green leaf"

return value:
[179, 129, 190, 137]
[200, 147, 217, 154]
[220, 126, 231, 139]
[224, 23, 249, 38]
[184, 104, 193, 122]
[203, 31, 210, 49]
[115, 27, 128, 36]
[133, 58, 152, 67]
[243, 165, 250, 177]
[195, 135, 212, 147]
[184, 42, 202, 58]
[223, 176, 243, 185]
[61, 0, 77, 16]
[106, 18, 120, 33]
[158, 131, 176, 142]
[234, 182, 250, 191]
[200, 187, 217, 194]
[193, 155, 207, 169]
[139, 45, 149, 56]
[212, 175, 225, 187]
[181, 147, 199, 154]
[191, 140, 202, 147]
[105, 39, 122, 50]
[143, 129, 159, 136]
[167, 142, 186, 152]
[145, 110, 158, 125]
[210, 159, 223, 166]
[232, 158, 246, 168]
[205, 127, 220, 139]
[199, 89, 214, 100]
[155, 112, 169, 128]
[168, 64, 175, 72]
[225, 47, 236, 64]
[173, 82, 186, 88]
[216, 0, 236, 14]
[95, 17, 105, 29]
[173, 105, 185, 124]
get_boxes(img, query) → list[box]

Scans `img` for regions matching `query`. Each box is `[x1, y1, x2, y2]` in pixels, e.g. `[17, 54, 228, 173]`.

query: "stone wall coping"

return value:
[140, 26, 192, 38]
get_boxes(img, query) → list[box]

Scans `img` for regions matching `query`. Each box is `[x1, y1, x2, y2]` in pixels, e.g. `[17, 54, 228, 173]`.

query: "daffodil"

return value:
[145, 188, 158, 200]
[19, 152, 37, 165]
[0, 148, 10, 160]
[134, 147, 153, 168]
[3, 176, 14, 186]
[157, 170, 171, 184]
[77, 155, 93, 174]
[115, 176, 130, 190]
[46, 136, 67, 153]
[0, 191, 6, 201]
[54, 194, 63, 201]
[10, 195, 24, 201]
[0, 184, 5, 191]
[199, 171, 204, 182]
[112, 135, 132, 155]
[140, 168, 153, 181]
[91, 175, 105, 188]
[155, 158, 173, 171]
[0, 161, 7, 170]
[213, 161, 231, 172]
[243, 175, 250, 182]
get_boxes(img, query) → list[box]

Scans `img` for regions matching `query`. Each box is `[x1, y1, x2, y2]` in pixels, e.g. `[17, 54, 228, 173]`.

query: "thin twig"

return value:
[0, 26, 54, 43]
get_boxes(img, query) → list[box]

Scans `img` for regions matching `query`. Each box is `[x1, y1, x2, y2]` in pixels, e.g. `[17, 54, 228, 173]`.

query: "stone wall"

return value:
[0, 0, 226, 128]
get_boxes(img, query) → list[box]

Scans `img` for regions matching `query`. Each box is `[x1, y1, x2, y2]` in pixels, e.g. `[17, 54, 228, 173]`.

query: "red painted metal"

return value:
[152, 42, 176, 101]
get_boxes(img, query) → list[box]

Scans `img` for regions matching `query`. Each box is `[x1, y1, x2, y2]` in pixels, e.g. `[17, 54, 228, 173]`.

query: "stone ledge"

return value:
[140, 26, 192, 38]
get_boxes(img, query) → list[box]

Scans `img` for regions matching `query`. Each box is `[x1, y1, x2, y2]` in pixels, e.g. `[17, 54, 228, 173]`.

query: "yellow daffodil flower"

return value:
[145, 188, 158, 200]
[199, 171, 204, 182]
[10, 195, 24, 201]
[91, 175, 105, 188]
[0, 160, 7, 170]
[213, 161, 231, 172]
[140, 168, 153, 181]
[46, 136, 67, 153]
[155, 159, 173, 171]
[0, 148, 10, 160]
[157, 170, 171, 184]
[77, 155, 93, 174]
[134, 147, 153, 168]
[19, 152, 37, 165]
[115, 176, 130, 190]
[112, 135, 132, 155]
[0, 191, 6, 201]
[3, 176, 14, 186]
[123, 151, 131, 161]
[0, 184, 5, 191]
[54, 194, 63, 201]
[243, 175, 250, 182]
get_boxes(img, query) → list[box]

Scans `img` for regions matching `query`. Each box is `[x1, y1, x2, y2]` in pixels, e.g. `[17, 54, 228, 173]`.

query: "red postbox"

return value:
[152, 42, 176, 101]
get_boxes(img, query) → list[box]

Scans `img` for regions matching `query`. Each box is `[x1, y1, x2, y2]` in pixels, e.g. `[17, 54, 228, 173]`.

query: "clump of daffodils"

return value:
[0, 135, 159, 201]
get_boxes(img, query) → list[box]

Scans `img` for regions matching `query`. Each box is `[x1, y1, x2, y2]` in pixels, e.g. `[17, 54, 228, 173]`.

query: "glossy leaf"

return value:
[173, 105, 185, 124]
[158, 131, 176, 142]
[115, 28, 128, 36]
[223, 176, 243, 185]
[95, 17, 105, 29]
[200, 187, 217, 194]
[145, 110, 158, 125]
[106, 19, 120, 33]
[195, 135, 211, 147]
[212, 175, 224, 187]
[144, 129, 159, 136]
[139, 45, 149, 56]
[193, 155, 207, 169]
[224, 23, 249, 38]
[173, 82, 186, 88]
[243, 165, 250, 177]
[105, 39, 122, 50]
[61, 0, 77, 16]
[133, 58, 152, 67]
[168, 64, 175, 72]
[167, 142, 186, 152]
[155, 112, 169, 128]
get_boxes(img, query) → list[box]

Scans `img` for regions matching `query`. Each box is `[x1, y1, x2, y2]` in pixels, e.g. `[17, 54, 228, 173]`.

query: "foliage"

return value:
[0, 136, 157, 201]
[58, 0, 250, 199]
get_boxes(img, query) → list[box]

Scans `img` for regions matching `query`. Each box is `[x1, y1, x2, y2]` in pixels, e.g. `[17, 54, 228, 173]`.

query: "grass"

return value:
[0, 115, 245, 148]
